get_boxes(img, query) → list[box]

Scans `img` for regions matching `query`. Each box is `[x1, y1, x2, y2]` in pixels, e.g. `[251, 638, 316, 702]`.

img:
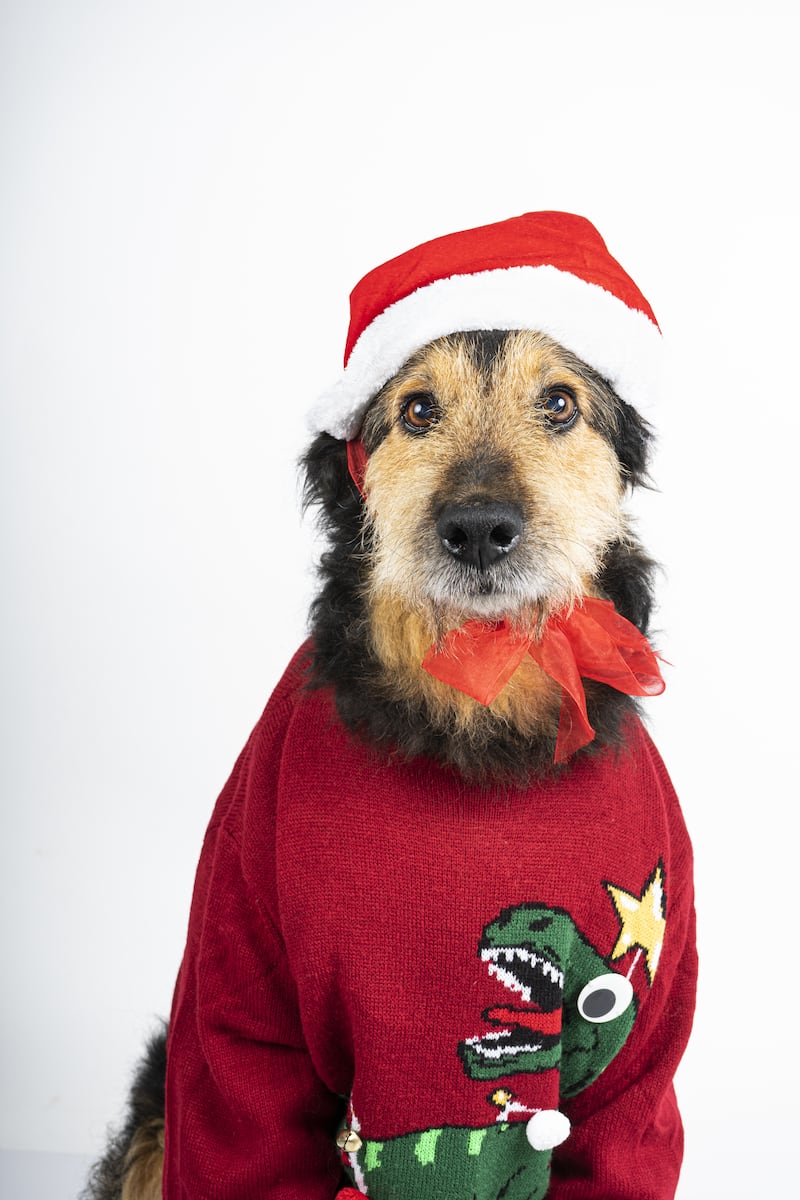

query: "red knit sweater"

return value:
[163, 645, 696, 1199]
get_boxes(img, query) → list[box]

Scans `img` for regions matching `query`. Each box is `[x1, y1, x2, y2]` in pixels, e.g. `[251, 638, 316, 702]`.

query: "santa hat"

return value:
[309, 211, 662, 441]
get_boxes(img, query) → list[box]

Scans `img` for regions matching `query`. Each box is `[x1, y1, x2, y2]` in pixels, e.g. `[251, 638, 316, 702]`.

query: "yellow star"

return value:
[605, 863, 666, 985]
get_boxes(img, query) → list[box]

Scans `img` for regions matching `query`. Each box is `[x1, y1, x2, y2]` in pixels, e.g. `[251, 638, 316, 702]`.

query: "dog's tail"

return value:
[81, 1023, 167, 1200]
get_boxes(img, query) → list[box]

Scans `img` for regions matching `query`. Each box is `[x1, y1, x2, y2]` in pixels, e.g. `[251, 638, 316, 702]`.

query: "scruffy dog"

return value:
[84, 213, 696, 1200]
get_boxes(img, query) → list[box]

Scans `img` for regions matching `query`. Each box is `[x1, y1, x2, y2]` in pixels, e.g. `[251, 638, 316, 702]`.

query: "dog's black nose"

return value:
[436, 502, 523, 570]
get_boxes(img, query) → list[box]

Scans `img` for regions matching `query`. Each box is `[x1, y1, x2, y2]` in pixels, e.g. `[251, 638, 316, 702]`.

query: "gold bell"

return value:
[336, 1129, 363, 1153]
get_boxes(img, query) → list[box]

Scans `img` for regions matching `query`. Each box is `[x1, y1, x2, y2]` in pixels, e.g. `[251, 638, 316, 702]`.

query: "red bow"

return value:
[421, 598, 665, 763]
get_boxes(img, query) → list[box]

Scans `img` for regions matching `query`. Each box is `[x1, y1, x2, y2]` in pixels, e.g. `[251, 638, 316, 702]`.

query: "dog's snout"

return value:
[436, 501, 523, 570]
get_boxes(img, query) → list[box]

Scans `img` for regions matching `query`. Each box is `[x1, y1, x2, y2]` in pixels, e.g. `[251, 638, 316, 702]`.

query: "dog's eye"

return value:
[540, 387, 578, 427]
[401, 393, 439, 434]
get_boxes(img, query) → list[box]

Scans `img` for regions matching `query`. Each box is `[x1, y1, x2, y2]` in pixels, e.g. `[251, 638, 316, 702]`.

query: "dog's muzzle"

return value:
[436, 501, 523, 571]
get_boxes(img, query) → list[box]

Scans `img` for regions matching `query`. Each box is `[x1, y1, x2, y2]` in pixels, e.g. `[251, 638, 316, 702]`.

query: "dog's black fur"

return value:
[81, 1025, 166, 1200]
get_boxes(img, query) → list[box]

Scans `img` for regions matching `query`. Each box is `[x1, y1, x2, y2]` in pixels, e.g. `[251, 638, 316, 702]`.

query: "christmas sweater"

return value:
[163, 645, 696, 1200]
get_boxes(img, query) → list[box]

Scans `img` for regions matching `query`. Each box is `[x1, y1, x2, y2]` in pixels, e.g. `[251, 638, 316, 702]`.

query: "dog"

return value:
[83, 213, 696, 1200]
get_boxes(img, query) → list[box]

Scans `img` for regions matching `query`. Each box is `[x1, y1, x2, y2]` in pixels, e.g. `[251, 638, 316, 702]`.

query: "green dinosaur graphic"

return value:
[341, 891, 655, 1200]
[345, 1119, 552, 1200]
[459, 903, 636, 1097]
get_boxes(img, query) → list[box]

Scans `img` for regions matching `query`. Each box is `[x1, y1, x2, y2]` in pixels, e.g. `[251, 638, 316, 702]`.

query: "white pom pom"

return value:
[526, 1109, 571, 1151]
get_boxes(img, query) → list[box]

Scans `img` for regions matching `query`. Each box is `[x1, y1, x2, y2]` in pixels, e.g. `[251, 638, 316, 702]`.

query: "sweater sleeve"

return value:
[548, 742, 698, 1199]
[162, 688, 345, 1199]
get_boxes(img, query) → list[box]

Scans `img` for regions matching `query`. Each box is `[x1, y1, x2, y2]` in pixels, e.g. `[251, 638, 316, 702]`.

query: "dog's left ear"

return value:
[611, 399, 653, 489]
[300, 432, 364, 540]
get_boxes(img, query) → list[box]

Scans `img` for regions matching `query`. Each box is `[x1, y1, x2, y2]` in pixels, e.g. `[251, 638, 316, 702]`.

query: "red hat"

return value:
[310, 211, 662, 440]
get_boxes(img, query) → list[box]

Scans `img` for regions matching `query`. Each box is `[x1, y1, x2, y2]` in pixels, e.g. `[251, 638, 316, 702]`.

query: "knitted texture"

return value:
[163, 646, 696, 1199]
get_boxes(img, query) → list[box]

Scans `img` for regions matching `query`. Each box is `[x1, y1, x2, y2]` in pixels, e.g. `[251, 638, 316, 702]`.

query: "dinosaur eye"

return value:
[401, 393, 439, 434]
[577, 974, 634, 1023]
[540, 386, 578, 427]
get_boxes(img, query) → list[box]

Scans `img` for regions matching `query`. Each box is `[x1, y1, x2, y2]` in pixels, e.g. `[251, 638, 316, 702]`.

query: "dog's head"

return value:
[359, 329, 651, 631]
[301, 213, 661, 778]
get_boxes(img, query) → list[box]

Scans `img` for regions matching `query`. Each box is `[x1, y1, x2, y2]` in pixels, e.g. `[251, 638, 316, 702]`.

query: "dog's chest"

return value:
[269, 687, 672, 1140]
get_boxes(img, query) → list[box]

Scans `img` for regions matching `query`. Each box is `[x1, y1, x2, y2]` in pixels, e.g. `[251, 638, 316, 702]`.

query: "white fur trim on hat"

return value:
[309, 265, 662, 440]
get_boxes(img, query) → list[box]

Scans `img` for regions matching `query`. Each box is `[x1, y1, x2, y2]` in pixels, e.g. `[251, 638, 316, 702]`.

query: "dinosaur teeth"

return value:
[487, 961, 532, 1002]
[543, 961, 565, 988]
[481, 946, 565, 991]
[464, 1032, 545, 1059]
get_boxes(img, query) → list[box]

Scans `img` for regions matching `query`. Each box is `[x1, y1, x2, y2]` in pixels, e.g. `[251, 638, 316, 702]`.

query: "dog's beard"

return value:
[422, 557, 576, 623]
[369, 537, 603, 633]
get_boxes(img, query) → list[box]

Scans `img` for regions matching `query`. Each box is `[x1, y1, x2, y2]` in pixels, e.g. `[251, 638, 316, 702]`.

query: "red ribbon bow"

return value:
[421, 598, 665, 763]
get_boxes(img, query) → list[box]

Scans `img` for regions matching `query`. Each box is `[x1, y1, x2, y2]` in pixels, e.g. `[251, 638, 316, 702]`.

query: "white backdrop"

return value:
[2, 1, 797, 1195]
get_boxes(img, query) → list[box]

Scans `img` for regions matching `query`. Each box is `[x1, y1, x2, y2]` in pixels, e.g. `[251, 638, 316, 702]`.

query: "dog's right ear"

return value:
[300, 432, 363, 529]
[611, 398, 654, 490]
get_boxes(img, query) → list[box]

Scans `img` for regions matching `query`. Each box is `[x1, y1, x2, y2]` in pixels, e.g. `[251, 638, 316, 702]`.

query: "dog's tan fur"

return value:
[362, 331, 628, 741]
[119, 1122, 164, 1200]
[368, 591, 563, 744]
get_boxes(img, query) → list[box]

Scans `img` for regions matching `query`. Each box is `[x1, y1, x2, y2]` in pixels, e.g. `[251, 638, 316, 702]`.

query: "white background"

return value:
[2, 1, 797, 1195]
